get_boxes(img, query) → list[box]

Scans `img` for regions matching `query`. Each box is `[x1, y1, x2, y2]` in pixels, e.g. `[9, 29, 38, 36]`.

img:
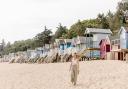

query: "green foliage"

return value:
[54, 23, 68, 39]
[3, 0, 128, 55]
[3, 39, 36, 55]
[97, 13, 110, 29]
[68, 20, 85, 38]
[107, 1, 128, 34]
[82, 19, 99, 28]
[3, 42, 11, 55]
[118, 2, 128, 11]
[35, 26, 52, 47]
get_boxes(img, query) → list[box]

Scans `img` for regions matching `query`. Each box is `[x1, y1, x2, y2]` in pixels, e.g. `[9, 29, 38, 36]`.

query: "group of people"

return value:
[69, 53, 80, 86]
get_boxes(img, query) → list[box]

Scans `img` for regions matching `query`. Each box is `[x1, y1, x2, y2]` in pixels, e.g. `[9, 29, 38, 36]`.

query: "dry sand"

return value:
[0, 60, 128, 89]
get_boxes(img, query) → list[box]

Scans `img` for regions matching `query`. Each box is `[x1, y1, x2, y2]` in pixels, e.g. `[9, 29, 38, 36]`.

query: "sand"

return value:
[0, 60, 128, 89]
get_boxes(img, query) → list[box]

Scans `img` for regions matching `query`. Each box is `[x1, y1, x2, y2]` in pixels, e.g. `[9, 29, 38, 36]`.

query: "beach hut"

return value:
[109, 27, 128, 61]
[99, 38, 111, 59]
[85, 28, 112, 58]
[118, 26, 128, 61]
[26, 50, 39, 59]
[35, 47, 44, 57]
[119, 27, 128, 49]
[109, 35, 121, 60]
[76, 36, 86, 51]
[55, 39, 63, 49]
[55, 39, 72, 55]
[72, 36, 86, 52]
[64, 39, 72, 48]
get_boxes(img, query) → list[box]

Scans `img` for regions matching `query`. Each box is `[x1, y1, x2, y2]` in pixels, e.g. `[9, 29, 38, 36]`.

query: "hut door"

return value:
[106, 45, 110, 52]
[118, 52, 123, 60]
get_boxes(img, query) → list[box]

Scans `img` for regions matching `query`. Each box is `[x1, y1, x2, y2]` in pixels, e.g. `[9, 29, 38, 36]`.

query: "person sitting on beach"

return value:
[69, 53, 80, 85]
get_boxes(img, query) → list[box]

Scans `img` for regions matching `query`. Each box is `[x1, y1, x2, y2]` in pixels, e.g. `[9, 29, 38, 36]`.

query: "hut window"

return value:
[112, 41, 114, 45]
[115, 40, 117, 44]
[85, 34, 93, 37]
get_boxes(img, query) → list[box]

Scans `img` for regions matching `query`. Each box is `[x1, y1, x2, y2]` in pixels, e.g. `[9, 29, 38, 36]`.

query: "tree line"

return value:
[2, 0, 128, 55]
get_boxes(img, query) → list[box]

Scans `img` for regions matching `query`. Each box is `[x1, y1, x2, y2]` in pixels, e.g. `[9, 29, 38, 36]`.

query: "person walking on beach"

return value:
[69, 53, 80, 85]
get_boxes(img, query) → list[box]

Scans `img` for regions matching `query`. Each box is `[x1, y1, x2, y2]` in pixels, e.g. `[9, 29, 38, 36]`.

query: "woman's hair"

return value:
[76, 54, 80, 59]
[72, 53, 79, 58]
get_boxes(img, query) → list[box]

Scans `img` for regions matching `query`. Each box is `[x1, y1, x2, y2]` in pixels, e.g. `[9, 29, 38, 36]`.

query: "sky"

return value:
[0, 0, 121, 43]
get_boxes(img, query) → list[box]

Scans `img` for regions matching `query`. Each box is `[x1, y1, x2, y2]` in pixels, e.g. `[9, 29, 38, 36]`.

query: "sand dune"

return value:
[0, 60, 128, 89]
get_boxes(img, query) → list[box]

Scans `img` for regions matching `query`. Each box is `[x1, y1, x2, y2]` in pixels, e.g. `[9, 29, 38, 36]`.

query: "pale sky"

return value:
[0, 0, 121, 43]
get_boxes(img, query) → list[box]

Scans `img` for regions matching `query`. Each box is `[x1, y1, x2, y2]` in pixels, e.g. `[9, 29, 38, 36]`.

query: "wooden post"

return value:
[115, 52, 116, 60]
[126, 53, 128, 63]
[120, 52, 121, 60]
[112, 52, 115, 60]
[120, 52, 122, 61]
[119, 52, 120, 60]
[113, 52, 115, 60]
[123, 52, 124, 61]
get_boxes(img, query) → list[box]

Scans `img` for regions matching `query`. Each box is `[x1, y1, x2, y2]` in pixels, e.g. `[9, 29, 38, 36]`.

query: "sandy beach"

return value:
[0, 60, 128, 89]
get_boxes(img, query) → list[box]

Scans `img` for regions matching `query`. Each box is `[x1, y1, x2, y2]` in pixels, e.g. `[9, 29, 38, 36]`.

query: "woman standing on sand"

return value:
[69, 53, 80, 85]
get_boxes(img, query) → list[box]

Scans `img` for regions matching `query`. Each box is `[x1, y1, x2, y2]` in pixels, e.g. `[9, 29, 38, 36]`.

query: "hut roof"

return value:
[85, 28, 112, 34]
[55, 39, 72, 44]
[124, 27, 128, 32]
[99, 39, 106, 45]
[118, 26, 128, 34]
[108, 35, 120, 42]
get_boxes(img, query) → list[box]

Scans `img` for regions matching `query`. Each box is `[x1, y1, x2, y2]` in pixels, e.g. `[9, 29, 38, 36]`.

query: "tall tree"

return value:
[68, 20, 85, 38]
[82, 19, 99, 28]
[54, 23, 68, 39]
[97, 13, 110, 29]
[2, 39, 5, 48]
[35, 26, 52, 47]
[108, 0, 128, 33]
[3, 42, 11, 55]
[106, 10, 115, 32]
